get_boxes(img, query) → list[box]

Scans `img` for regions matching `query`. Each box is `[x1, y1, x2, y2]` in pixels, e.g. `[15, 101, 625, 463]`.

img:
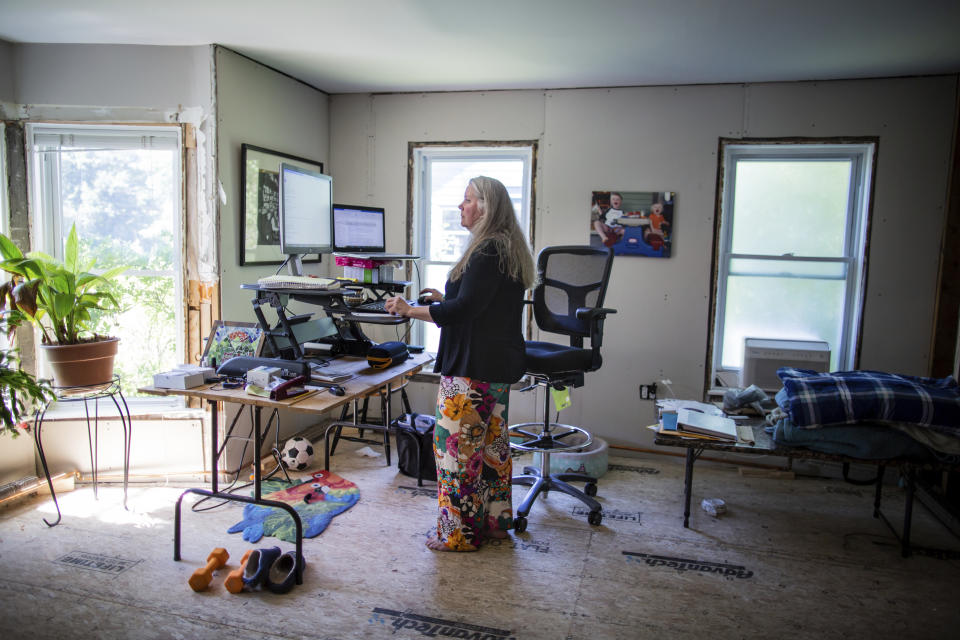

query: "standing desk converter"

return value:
[240, 279, 413, 361]
[141, 352, 433, 584]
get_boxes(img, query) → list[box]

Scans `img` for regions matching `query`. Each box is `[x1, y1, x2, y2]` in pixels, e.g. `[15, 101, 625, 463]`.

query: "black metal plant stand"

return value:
[33, 376, 132, 527]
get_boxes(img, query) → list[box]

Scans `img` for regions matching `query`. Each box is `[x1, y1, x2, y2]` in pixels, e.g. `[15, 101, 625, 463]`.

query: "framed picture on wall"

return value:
[589, 190, 676, 257]
[239, 144, 324, 265]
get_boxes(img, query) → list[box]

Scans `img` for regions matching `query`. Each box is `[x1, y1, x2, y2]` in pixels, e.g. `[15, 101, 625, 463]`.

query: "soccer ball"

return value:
[281, 436, 314, 471]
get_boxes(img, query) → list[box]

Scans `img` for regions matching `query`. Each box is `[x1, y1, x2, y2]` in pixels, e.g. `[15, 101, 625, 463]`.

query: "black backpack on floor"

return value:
[393, 413, 437, 481]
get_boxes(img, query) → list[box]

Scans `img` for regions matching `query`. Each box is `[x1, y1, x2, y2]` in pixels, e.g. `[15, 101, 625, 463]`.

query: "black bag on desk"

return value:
[393, 413, 437, 481]
[367, 341, 409, 369]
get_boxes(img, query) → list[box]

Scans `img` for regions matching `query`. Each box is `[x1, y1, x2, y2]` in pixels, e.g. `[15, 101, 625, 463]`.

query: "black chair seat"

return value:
[524, 341, 594, 376]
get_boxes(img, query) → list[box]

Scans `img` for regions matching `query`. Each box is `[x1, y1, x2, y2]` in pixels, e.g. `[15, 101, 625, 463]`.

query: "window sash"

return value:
[411, 145, 535, 351]
[713, 141, 873, 378]
[26, 123, 185, 412]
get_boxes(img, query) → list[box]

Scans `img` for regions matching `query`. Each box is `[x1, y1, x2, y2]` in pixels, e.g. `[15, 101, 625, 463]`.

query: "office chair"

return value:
[509, 245, 616, 533]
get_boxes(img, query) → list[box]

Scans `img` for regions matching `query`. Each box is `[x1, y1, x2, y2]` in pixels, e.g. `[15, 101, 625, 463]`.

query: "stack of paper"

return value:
[656, 399, 739, 442]
[676, 408, 737, 441]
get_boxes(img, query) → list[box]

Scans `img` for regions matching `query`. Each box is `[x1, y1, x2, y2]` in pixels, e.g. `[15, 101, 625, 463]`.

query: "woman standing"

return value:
[385, 176, 534, 551]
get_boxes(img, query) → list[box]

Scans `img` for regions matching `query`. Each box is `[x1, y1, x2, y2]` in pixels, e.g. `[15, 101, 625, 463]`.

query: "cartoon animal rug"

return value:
[228, 470, 359, 543]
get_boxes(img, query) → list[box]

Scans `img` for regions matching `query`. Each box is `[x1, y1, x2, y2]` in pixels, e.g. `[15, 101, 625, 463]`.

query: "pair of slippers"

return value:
[241, 546, 305, 594]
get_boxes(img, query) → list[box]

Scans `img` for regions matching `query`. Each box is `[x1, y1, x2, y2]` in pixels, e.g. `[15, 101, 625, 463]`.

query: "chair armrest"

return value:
[575, 307, 617, 321]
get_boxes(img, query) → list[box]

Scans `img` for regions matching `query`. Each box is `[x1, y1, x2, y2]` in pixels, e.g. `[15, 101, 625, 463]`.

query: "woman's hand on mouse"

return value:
[417, 288, 442, 304]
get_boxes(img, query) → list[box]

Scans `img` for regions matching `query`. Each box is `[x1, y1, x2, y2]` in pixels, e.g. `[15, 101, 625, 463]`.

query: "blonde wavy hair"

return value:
[449, 176, 535, 289]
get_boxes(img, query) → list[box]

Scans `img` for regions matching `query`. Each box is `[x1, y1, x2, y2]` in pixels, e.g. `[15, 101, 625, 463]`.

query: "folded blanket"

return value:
[776, 368, 960, 435]
[770, 418, 935, 461]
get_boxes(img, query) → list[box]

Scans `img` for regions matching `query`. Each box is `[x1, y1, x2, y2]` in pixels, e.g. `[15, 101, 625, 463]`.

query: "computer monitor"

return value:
[279, 163, 333, 275]
[332, 204, 386, 253]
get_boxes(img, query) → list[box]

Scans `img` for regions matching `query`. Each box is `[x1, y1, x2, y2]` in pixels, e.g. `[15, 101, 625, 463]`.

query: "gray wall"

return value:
[4, 43, 211, 113]
[0, 40, 13, 102]
[215, 47, 332, 322]
[330, 77, 958, 449]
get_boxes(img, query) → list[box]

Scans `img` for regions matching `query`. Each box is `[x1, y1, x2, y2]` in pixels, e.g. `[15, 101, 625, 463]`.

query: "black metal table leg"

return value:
[174, 399, 303, 584]
[873, 464, 886, 518]
[682, 446, 701, 528]
[901, 467, 914, 558]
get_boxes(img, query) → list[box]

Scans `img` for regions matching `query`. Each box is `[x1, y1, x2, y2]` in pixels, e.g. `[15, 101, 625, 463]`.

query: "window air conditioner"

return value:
[739, 338, 831, 391]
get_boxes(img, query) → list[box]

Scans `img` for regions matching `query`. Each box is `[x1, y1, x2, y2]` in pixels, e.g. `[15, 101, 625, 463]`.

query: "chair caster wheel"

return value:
[513, 516, 527, 534]
[587, 510, 602, 526]
[585, 483, 597, 497]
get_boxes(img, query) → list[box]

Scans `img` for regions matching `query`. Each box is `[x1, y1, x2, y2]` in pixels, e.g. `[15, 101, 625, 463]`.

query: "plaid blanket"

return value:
[776, 368, 960, 434]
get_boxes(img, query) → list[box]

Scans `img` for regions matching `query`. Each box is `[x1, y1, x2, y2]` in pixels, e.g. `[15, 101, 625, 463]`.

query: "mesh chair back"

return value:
[533, 246, 614, 342]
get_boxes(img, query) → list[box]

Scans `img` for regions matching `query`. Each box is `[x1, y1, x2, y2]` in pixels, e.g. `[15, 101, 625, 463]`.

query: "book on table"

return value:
[658, 412, 727, 441]
[676, 408, 738, 441]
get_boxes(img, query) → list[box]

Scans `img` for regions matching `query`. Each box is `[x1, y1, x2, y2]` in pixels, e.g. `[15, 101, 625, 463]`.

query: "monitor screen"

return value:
[332, 204, 386, 252]
[279, 163, 333, 258]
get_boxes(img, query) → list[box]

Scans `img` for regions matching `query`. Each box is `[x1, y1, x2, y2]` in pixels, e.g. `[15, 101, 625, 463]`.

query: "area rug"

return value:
[227, 470, 360, 543]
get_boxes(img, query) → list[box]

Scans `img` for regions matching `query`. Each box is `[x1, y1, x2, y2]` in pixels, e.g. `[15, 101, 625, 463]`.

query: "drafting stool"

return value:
[509, 245, 616, 533]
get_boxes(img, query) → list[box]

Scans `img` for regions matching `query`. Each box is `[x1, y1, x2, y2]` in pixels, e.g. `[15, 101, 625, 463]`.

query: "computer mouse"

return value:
[330, 385, 346, 396]
[417, 295, 434, 305]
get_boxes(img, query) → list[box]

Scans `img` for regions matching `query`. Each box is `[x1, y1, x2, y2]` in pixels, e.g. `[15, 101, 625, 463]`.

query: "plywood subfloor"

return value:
[0, 442, 957, 639]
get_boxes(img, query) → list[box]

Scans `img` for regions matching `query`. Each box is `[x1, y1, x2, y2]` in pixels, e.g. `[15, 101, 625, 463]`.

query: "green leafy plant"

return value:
[0, 225, 128, 345]
[0, 307, 54, 438]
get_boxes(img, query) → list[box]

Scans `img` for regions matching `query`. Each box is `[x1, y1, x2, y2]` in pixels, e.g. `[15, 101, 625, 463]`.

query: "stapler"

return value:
[269, 376, 310, 401]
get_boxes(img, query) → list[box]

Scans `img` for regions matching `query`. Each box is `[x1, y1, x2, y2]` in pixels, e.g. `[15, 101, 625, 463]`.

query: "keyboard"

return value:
[257, 275, 339, 290]
[351, 299, 415, 313]
[352, 299, 389, 313]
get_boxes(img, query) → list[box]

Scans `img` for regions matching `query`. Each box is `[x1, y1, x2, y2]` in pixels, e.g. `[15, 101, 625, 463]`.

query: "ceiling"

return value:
[2, 0, 960, 94]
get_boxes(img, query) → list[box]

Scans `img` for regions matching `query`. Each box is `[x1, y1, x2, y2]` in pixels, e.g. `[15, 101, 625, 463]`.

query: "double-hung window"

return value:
[28, 124, 183, 404]
[710, 139, 875, 385]
[411, 144, 535, 353]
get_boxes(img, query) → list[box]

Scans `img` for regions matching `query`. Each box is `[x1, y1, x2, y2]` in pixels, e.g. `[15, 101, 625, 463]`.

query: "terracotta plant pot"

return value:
[40, 337, 119, 388]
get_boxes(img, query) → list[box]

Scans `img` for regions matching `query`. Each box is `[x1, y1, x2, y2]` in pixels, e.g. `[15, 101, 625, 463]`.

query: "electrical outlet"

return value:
[639, 382, 658, 400]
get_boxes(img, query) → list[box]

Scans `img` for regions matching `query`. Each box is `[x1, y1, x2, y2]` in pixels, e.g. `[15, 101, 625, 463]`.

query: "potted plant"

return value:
[0, 224, 128, 388]
[0, 304, 54, 437]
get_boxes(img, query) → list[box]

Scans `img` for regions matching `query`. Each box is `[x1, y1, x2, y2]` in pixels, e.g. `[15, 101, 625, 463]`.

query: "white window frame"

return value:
[26, 123, 186, 411]
[711, 140, 875, 386]
[411, 144, 536, 350]
[0, 122, 8, 353]
[0, 122, 6, 235]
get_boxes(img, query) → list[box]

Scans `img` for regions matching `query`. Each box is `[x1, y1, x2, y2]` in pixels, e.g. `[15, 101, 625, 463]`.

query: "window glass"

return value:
[731, 159, 852, 257]
[29, 125, 183, 403]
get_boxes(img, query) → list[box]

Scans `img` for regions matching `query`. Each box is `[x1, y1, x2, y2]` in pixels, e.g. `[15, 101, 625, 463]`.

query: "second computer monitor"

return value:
[332, 204, 386, 253]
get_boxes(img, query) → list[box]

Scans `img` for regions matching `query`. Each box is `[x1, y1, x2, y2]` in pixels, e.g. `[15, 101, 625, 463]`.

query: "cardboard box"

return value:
[153, 370, 205, 389]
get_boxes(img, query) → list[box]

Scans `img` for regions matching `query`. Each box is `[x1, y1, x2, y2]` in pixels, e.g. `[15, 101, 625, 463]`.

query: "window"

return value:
[28, 124, 183, 404]
[710, 140, 874, 385]
[411, 145, 535, 352]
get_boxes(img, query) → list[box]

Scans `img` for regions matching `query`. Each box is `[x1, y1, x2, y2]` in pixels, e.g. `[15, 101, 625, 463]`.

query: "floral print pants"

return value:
[432, 376, 513, 551]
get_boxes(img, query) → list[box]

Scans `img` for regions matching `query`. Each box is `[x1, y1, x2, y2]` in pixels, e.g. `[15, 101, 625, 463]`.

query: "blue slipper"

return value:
[241, 546, 281, 589]
[266, 550, 306, 594]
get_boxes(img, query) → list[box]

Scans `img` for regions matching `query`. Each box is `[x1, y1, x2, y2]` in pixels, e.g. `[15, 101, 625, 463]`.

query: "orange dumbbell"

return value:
[224, 549, 254, 594]
[188, 547, 229, 592]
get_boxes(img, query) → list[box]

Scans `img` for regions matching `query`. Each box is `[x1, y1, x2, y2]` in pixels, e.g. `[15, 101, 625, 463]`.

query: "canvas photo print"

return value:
[589, 190, 675, 257]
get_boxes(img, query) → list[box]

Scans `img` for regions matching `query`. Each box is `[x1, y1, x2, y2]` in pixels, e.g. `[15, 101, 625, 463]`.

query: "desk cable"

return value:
[190, 403, 291, 512]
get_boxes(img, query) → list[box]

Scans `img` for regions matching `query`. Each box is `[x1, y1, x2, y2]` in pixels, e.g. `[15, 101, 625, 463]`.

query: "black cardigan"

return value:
[428, 244, 527, 383]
